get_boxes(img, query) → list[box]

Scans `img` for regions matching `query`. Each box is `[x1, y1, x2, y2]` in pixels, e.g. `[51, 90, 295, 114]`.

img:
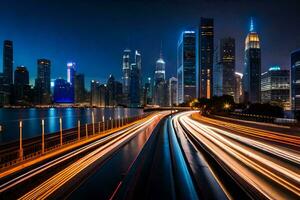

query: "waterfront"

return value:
[0, 108, 143, 144]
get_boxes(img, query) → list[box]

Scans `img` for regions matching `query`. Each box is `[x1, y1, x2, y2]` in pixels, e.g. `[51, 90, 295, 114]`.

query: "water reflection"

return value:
[0, 108, 143, 144]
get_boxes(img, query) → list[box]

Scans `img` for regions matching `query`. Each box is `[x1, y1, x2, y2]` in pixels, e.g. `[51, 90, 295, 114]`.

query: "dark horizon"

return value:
[0, 0, 299, 86]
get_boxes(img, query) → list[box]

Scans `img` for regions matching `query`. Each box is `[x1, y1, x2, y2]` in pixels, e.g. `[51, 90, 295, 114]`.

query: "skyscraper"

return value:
[154, 52, 166, 84]
[107, 75, 116, 107]
[53, 78, 74, 104]
[177, 31, 196, 104]
[3, 40, 13, 85]
[153, 50, 168, 106]
[129, 51, 142, 107]
[13, 66, 31, 104]
[90, 80, 101, 107]
[143, 77, 152, 105]
[67, 62, 76, 85]
[261, 66, 290, 109]
[243, 18, 261, 103]
[14, 66, 29, 85]
[74, 73, 85, 103]
[198, 17, 214, 99]
[122, 49, 131, 105]
[35, 59, 51, 104]
[291, 49, 300, 116]
[235, 72, 243, 103]
[219, 37, 235, 97]
[169, 77, 178, 106]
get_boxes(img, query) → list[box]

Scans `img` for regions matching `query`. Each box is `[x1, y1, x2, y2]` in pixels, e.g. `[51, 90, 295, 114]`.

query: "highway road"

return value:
[0, 112, 166, 199]
[174, 111, 300, 200]
[1, 110, 299, 200]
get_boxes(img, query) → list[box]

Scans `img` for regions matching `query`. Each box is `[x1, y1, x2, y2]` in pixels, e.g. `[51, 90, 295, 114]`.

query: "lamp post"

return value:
[19, 121, 23, 161]
[110, 117, 112, 129]
[59, 117, 63, 146]
[41, 119, 45, 154]
[78, 120, 80, 141]
[102, 115, 105, 131]
[85, 123, 88, 138]
[92, 111, 95, 135]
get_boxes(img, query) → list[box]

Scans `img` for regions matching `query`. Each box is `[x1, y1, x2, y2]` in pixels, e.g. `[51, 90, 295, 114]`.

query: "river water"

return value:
[0, 108, 143, 144]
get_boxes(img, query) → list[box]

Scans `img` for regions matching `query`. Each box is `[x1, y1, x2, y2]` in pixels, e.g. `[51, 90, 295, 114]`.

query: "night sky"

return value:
[0, 0, 299, 87]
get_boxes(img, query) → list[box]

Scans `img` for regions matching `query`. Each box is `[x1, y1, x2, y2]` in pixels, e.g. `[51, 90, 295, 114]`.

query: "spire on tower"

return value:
[249, 17, 255, 32]
[160, 40, 163, 58]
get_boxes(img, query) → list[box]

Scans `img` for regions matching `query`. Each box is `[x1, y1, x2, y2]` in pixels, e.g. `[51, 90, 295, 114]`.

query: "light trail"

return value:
[174, 111, 300, 200]
[17, 113, 164, 199]
[194, 115, 300, 148]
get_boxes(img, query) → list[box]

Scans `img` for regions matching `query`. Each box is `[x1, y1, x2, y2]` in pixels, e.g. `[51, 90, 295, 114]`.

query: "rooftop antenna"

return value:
[160, 40, 163, 58]
[250, 17, 255, 32]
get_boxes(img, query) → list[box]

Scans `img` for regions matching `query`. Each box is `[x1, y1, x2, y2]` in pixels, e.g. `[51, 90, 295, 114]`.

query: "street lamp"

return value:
[224, 103, 231, 110]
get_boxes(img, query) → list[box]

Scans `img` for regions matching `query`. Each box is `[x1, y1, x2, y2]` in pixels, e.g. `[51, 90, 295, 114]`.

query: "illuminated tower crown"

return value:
[245, 17, 260, 50]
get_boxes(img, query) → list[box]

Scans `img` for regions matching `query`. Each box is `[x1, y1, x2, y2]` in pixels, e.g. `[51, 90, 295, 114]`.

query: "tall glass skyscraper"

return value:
[291, 49, 300, 115]
[198, 17, 214, 99]
[177, 31, 196, 104]
[3, 40, 13, 85]
[235, 72, 243, 103]
[67, 62, 76, 86]
[243, 18, 261, 103]
[220, 37, 235, 97]
[53, 78, 74, 103]
[153, 51, 168, 106]
[35, 59, 51, 104]
[261, 66, 290, 109]
[130, 51, 142, 107]
[74, 73, 85, 103]
[154, 52, 166, 84]
[122, 49, 131, 104]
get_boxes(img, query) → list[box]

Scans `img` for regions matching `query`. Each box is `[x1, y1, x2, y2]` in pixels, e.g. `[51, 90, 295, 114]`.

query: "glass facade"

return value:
[53, 78, 74, 103]
[198, 17, 214, 99]
[3, 40, 13, 85]
[177, 31, 196, 103]
[243, 19, 261, 103]
[291, 49, 300, 112]
[220, 37, 235, 97]
[261, 67, 290, 109]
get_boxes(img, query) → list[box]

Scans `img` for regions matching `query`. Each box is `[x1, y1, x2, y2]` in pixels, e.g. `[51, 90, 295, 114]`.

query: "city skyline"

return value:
[0, 0, 299, 86]
[0, 2, 299, 199]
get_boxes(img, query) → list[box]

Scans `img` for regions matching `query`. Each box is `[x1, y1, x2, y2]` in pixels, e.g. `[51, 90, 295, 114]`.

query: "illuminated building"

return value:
[90, 80, 106, 107]
[291, 49, 300, 115]
[177, 31, 196, 104]
[67, 62, 76, 85]
[154, 50, 168, 106]
[235, 72, 243, 103]
[169, 77, 178, 106]
[53, 78, 74, 103]
[198, 17, 214, 99]
[154, 80, 168, 106]
[0, 40, 13, 105]
[261, 66, 290, 109]
[243, 18, 261, 103]
[122, 49, 131, 105]
[154, 51, 166, 83]
[35, 59, 51, 104]
[220, 37, 235, 97]
[3, 40, 13, 85]
[143, 77, 152, 105]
